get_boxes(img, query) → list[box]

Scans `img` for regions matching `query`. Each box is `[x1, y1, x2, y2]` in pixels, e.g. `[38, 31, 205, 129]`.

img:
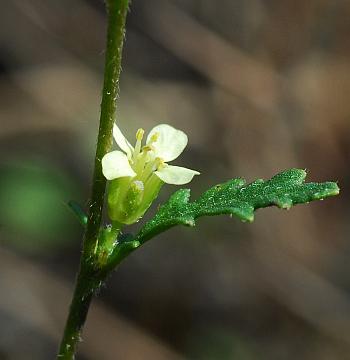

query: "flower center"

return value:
[130, 129, 162, 182]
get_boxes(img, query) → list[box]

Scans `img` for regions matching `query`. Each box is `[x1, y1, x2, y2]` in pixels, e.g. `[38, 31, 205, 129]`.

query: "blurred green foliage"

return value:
[187, 327, 257, 360]
[0, 159, 78, 253]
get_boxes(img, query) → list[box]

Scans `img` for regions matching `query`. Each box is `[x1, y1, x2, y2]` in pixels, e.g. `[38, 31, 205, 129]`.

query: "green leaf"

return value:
[68, 200, 88, 227]
[134, 169, 339, 244]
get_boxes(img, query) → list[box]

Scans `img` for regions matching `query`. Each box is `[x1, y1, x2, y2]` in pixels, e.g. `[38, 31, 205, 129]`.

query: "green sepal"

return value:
[134, 169, 339, 244]
[107, 175, 163, 225]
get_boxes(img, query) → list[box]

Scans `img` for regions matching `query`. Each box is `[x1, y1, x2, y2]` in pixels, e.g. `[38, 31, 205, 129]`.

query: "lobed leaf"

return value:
[133, 169, 339, 244]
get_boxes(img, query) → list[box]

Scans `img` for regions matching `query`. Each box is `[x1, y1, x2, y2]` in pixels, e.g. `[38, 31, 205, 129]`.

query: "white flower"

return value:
[102, 124, 200, 185]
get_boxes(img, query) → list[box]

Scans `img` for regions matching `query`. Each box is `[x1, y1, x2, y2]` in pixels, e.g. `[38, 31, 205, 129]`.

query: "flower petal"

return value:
[102, 151, 136, 180]
[147, 124, 188, 162]
[155, 165, 200, 185]
[113, 124, 134, 158]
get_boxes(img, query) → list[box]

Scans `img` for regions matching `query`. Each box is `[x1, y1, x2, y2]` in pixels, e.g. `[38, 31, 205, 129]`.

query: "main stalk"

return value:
[57, 1, 130, 358]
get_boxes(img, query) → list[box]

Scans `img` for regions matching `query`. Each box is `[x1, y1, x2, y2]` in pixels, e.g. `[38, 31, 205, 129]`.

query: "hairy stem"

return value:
[57, 1, 130, 358]
[57, 269, 100, 359]
[84, 0, 130, 258]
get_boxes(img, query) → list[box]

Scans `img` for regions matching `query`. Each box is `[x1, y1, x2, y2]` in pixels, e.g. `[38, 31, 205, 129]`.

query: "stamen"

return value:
[141, 161, 156, 182]
[134, 150, 148, 174]
[153, 157, 165, 171]
[136, 128, 144, 141]
[139, 157, 164, 183]
[142, 145, 155, 153]
[133, 128, 144, 162]
[147, 132, 159, 146]
[134, 145, 156, 177]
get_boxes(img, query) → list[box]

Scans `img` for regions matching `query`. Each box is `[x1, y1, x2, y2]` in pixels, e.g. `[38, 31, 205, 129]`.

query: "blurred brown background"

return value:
[0, 0, 349, 359]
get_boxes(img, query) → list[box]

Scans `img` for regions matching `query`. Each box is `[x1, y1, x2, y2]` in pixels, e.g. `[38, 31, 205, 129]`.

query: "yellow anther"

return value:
[136, 128, 145, 141]
[148, 132, 159, 144]
[133, 128, 145, 162]
[142, 145, 154, 153]
[155, 157, 165, 170]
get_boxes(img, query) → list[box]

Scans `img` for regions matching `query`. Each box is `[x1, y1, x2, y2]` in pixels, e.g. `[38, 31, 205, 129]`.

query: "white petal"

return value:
[102, 151, 136, 180]
[147, 124, 188, 162]
[113, 124, 134, 158]
[155, 165, 200, 185]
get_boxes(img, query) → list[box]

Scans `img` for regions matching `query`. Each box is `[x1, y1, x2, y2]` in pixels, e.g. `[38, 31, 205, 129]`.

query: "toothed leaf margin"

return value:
[133, 169, 339, 244]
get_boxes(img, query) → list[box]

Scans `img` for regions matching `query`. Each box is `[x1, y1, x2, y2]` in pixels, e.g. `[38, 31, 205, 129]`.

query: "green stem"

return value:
[57, 268, 101, 359]
[57, 1, 130, 359]
[84, 0, 130, 258]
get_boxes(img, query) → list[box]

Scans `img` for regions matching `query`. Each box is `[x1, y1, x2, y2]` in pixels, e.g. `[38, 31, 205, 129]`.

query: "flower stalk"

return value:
[57, 1, 130, 358]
